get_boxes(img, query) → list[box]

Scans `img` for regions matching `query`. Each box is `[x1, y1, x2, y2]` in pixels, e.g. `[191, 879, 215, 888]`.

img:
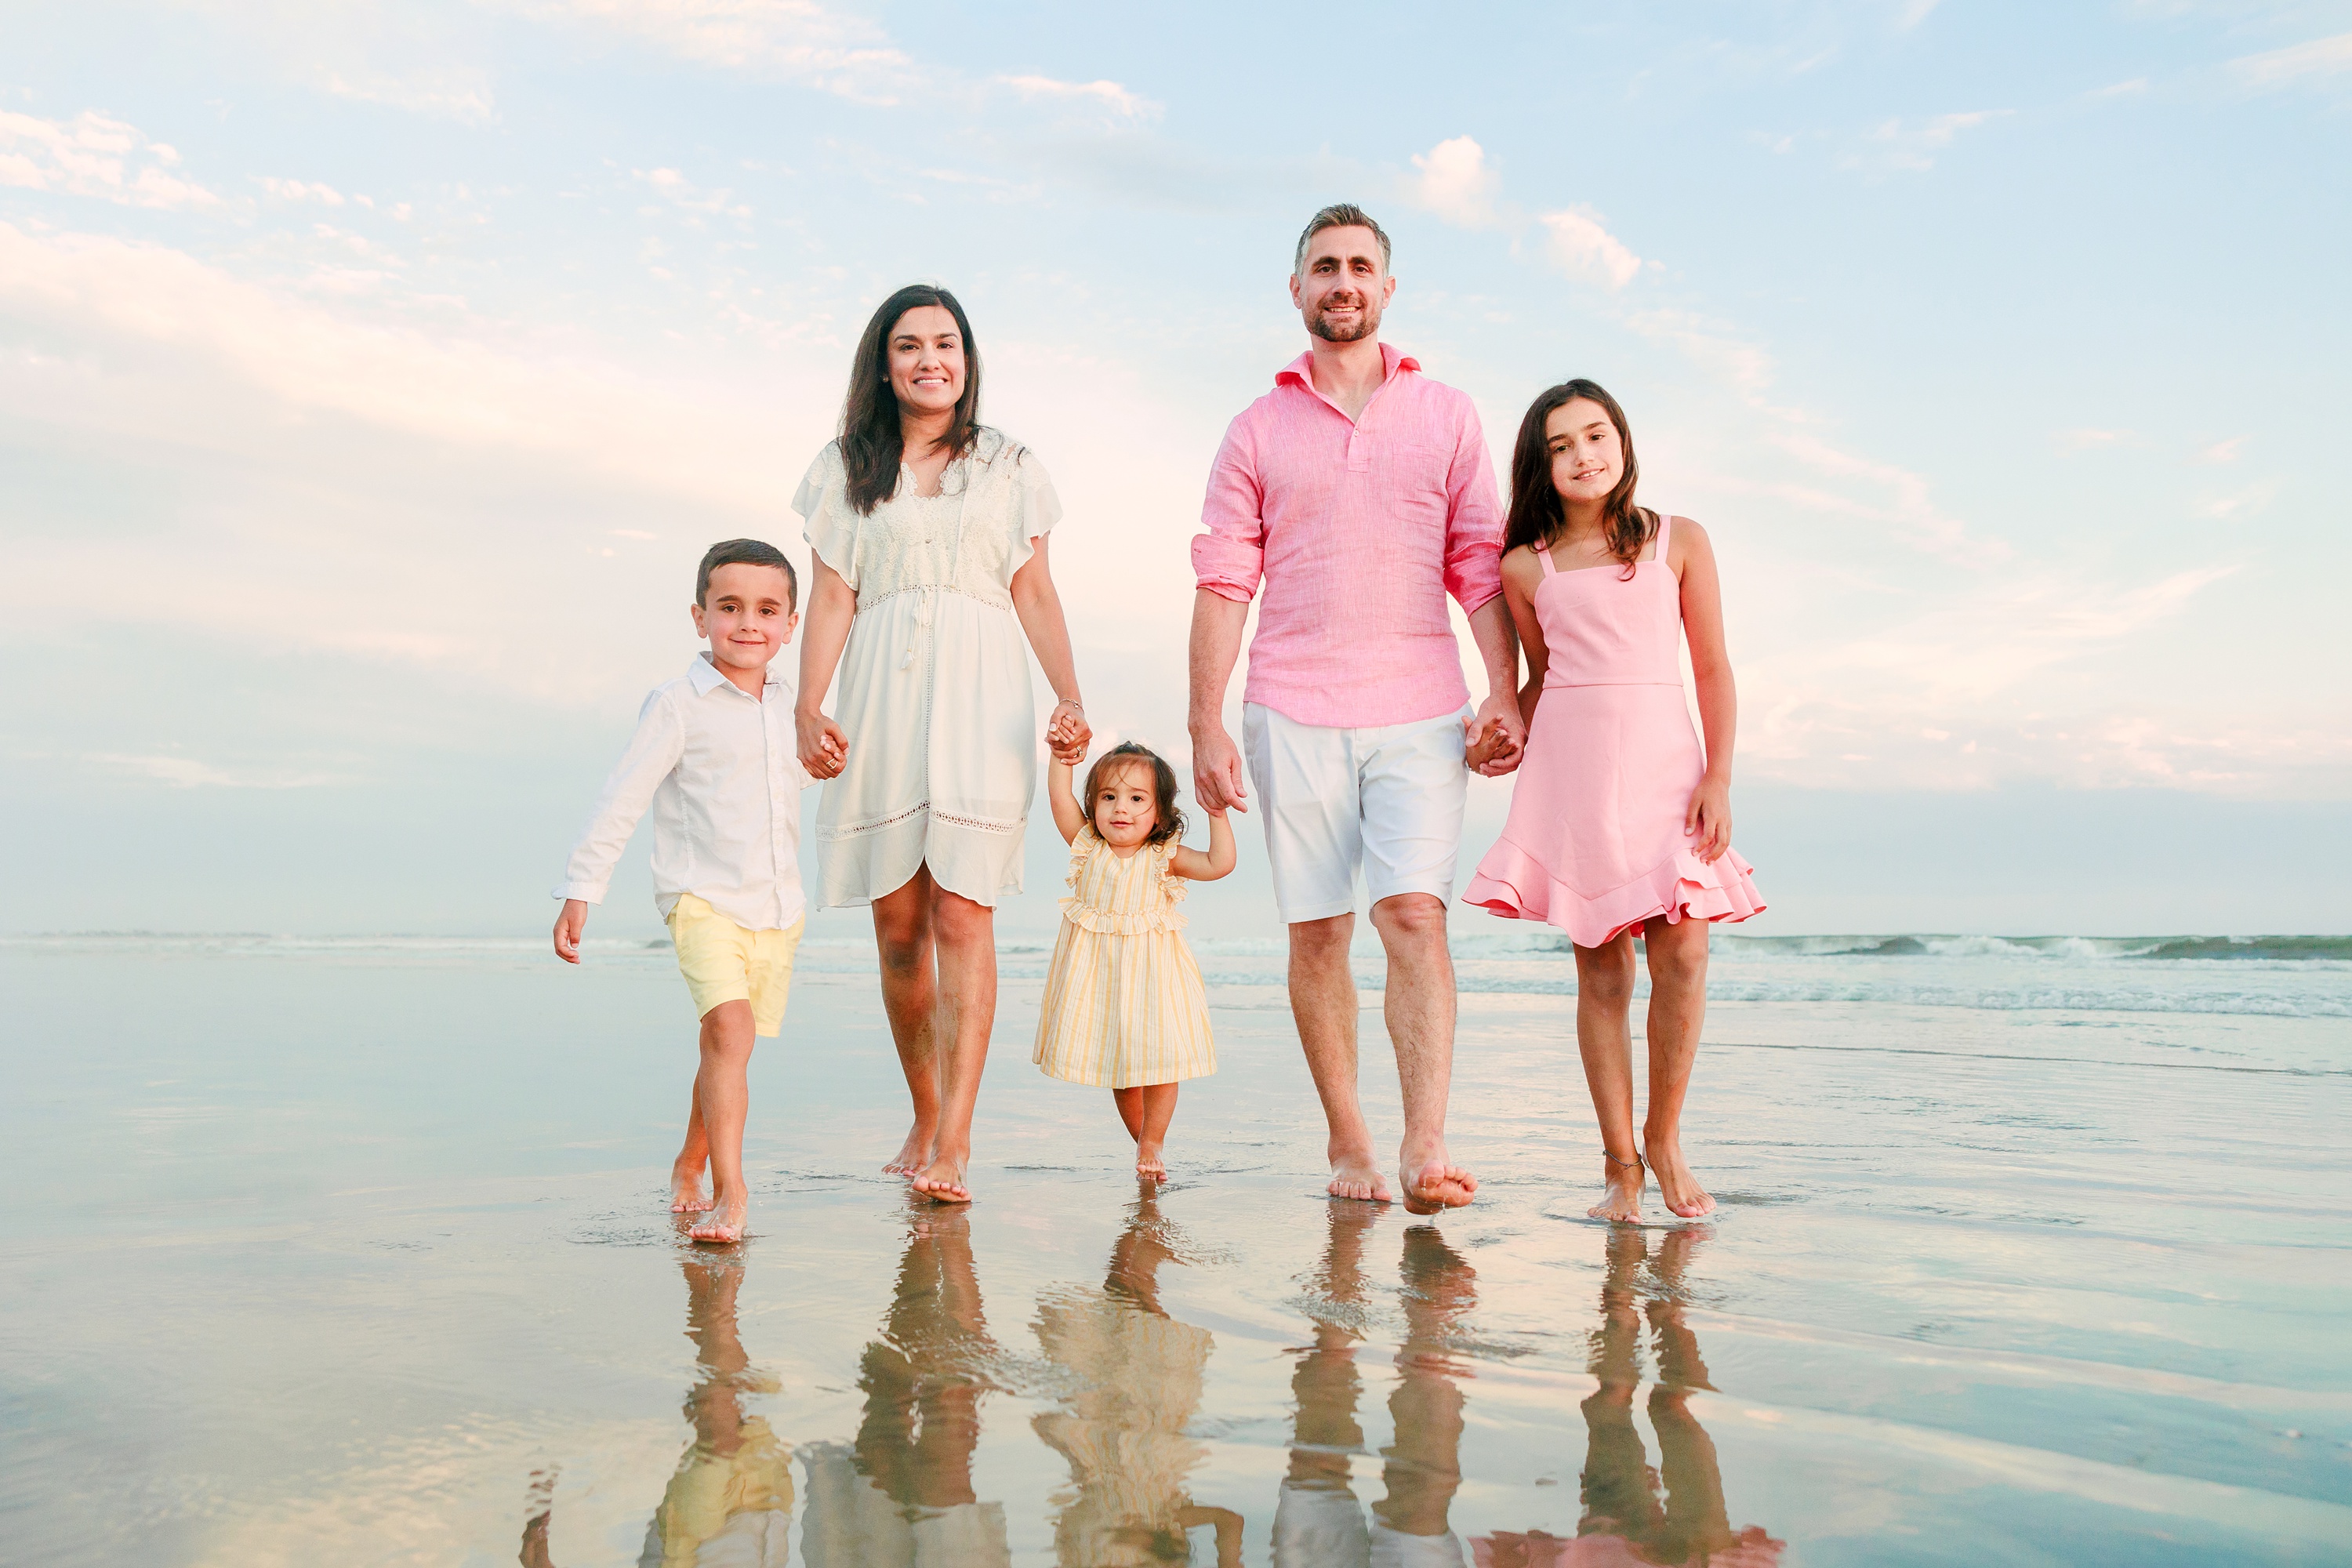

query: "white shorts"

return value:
[1243, 702, 1469, 925]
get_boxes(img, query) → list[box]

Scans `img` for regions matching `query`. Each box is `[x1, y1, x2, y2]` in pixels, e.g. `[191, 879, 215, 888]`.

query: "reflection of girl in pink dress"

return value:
[1463, 379, 1764, 1224]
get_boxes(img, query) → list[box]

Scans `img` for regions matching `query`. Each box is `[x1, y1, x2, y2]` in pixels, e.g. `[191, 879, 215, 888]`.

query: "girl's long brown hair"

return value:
[1083, 742, 1185, 848]
[840, 284, 982, 515]
[1502, 379, 1657, 579]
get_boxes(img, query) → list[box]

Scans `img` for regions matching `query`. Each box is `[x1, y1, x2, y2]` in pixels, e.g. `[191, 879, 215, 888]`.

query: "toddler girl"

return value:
[1033, 742, 1236, 1178]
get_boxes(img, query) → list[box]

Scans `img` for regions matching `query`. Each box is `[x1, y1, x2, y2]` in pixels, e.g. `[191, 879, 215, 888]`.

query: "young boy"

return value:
[552, 539, 811, 1244]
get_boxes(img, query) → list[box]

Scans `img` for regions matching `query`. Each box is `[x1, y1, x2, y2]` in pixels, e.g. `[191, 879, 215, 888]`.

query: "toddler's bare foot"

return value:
[670, 1163, 713, 1214]
[912, 1155, 971, 1205]
[1590, 1152, 1645, 1221]
[1137, 1142, 1167, 1181]
[1400, 1139, 1477, 1215]
[1644, 1133, 1715, 1218]
[1327, 1136, 1392, 1202]
[688, 1197, 747, 1244]
[883, 1122, 934, 1178]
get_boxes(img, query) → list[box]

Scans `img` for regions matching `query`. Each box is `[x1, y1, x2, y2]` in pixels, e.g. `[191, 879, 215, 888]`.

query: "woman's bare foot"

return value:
[1589, 1152, 1645, 1221]
[688, 1197, 747, 1244]
[1400, 1138, 1477, 1215]
[882, 1122, 934, 1178]
[1327, 1135, 1392, 1202]
[1643, 1134, 1715, 1218]
[912, 1155, 971, 1204]
[1137, 1142, 1167, 1181]
[670, 1161, 714, 1214]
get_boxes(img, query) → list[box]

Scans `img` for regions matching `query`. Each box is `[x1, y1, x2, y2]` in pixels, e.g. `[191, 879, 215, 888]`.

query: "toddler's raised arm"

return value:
[1047, 754, 1087, 845]
[1170, 805, 1237, 882]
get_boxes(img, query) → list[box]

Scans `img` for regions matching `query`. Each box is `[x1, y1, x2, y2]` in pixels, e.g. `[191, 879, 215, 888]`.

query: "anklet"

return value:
[1603, 1148, 1644, 1171]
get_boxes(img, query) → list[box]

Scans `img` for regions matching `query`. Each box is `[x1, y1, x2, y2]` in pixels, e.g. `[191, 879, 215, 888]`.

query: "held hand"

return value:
[1685, 775, 1733, 865]
[1468, 693, 1525, 777]
[553, 899, 588, 964]
[796, 707, 848, 779]
[1190, 723, 1249, 815]
[1045, 698, 1091, 765]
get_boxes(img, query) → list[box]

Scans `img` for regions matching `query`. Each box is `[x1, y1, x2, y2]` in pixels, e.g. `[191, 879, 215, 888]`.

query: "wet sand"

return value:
[2, 937, 2347, 1565]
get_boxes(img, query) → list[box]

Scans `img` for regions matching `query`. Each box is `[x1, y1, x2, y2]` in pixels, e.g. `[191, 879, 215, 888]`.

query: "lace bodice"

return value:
[795, 427, 1062, 612]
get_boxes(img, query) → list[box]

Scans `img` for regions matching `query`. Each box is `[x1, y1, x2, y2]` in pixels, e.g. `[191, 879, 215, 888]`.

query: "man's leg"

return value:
[1289, 912, 1386, 1200]
[870, 869, 941, 1176]
[688, 998, 757, 1243]
[1369, 893, 1473, 1213]
[913, 883, 995, 1203]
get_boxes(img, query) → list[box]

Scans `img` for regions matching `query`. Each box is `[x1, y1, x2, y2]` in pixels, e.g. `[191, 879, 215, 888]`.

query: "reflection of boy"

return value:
[552, 539, 813, 1244]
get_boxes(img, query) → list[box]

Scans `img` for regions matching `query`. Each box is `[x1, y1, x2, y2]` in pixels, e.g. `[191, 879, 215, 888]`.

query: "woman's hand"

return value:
[797, 706, 848, 779]
[1684, 774, 1732, 864]
[1045, 698, 1090, 765]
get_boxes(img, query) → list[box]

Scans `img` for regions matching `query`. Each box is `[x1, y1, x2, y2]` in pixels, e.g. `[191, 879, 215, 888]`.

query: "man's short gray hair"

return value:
[1294, 203, 1392, 276]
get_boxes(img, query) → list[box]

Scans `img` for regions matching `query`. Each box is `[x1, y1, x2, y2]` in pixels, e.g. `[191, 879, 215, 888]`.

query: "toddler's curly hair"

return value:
[1082, 742, 1185, 848]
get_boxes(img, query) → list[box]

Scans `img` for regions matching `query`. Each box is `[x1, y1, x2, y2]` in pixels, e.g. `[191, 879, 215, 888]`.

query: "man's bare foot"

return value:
[688, 1198, 746, 1244]
[882, 1123, 935, 1178]
[1399, 1142, 1477, 1215]
[1589, 1152, 1645, 1221]
[1327, 1145, 1392, 1203]
[670, 1163, 713, 1214]
[1137, 1142, 1167, 1181]
[1644, 1134, 1715, 1218]
[911, 1155, 971, 1205]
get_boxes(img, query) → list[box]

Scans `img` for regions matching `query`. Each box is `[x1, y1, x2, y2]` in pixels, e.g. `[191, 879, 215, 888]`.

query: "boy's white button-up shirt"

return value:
[555, 653, 812, 931]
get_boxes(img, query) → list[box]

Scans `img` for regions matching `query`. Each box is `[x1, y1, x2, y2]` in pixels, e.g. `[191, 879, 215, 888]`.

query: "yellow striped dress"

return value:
[1032, 827, 1217, 1087]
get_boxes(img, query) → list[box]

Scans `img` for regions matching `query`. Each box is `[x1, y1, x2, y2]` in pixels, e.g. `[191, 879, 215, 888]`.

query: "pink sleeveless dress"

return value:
[1463, 514, 1764, 946]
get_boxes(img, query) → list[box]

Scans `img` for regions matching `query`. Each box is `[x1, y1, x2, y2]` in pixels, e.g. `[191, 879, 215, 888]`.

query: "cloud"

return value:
[2198, 436, 2245, 464]
[320, 67, 498, 123]
[633, 165, 751, 217]
[1537, 207, 1643, 289]
[1406, 135, 1500, 227]
[994, 74, 1159, 120]
[2230, 31, 2352, 87]
[258, 176, 347, 205]
[0, 110, 221, 211]
[521, 0, 913, 101]
[1842, 110, 2005, 172]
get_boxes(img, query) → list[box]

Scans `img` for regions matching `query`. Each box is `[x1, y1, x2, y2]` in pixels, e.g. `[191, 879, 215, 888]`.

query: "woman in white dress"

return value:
[793, 284, 1089, 1204]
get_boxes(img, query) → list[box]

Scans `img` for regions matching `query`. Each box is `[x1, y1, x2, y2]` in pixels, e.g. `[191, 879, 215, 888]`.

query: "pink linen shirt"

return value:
[1192, 343, 1504, 729]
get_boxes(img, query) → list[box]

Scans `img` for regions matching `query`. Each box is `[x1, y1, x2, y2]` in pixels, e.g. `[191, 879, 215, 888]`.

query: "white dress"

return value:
[793, 427, 1062, 909]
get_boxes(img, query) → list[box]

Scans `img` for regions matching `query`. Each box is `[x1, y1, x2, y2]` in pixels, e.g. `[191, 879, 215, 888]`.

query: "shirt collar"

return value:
[688, 651, 782, 698]
[1275, 341, 1417, 390]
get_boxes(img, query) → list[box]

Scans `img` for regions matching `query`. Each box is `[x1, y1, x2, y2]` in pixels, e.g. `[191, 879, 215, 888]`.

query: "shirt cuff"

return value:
[554, 882, 608, 903]
[1191, 534, 1263, 602]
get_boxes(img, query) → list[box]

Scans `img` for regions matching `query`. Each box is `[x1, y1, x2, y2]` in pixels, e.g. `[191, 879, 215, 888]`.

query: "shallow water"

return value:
[2, 934, 2347, 1566]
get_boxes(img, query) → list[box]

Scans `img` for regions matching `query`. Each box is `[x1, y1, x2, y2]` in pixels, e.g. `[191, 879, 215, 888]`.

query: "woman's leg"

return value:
[913, 882, 996, 1202]
[1641, 916, 1716, 1218]
[870, 868, 942, 1176]
[1134, 1083, 1178, 1178]
[1574, 932, 1644, 1221]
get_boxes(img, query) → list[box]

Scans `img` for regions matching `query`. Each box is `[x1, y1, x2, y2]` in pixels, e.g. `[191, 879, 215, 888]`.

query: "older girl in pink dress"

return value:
[1463, 379, 1764, 1223]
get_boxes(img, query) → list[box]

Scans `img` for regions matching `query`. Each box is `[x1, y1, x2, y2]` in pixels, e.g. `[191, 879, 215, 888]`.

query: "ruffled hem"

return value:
[1461, 837, 1764, 948]
[1058, 898, 1189, 935]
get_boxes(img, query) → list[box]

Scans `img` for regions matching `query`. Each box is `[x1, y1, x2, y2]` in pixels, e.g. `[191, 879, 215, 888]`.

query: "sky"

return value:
[3, 0, 2349, 937]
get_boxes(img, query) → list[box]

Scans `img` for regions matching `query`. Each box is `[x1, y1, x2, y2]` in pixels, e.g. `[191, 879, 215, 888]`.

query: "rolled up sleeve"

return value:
[554, 689, 684, 904]
[1441, 404, 1505, 614]
[1192, 416, 1266, 604]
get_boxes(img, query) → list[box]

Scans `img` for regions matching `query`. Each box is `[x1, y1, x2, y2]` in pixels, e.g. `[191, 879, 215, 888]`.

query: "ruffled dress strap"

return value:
[791, 441, 861, 591]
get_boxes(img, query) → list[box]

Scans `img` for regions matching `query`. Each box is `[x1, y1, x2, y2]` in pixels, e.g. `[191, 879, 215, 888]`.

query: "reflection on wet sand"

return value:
[1031, 1182, 1243, 1566]
[1278, 1205, 1481, 1566]
[801, 1205, 1012, 1567]
[1477, 1228, 1782, 1568]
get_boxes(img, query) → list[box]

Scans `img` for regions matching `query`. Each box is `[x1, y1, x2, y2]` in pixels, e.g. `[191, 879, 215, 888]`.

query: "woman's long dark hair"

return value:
[840, 284, 982, 515]
[1083, 742, 1186, 848]
[1503, 378, 1656, 579]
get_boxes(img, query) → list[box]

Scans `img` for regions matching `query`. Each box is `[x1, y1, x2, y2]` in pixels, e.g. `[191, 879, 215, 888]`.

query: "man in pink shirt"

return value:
[1189, 203, 1524, 1213]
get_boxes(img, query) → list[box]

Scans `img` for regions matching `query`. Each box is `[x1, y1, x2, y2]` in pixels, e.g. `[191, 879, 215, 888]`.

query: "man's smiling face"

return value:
[1291, 223, 1395, 345]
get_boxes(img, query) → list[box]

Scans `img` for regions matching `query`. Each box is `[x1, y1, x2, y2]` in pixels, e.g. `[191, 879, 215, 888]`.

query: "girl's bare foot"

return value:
[912, 1155, 971, 1204]
[1137, 1142, 1167, 1180]
[1643, 1134, 1715, 1218]
[882, 1123, 934, 1178]
[688, 1197, 746, 1244]
[670, 1163, 714, 1214]
[1589, 1151, 1645, 1221]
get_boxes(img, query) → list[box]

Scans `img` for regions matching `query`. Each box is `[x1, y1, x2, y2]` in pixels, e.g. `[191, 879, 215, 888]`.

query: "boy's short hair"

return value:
[1294, 202, 1392, 276]
[695, 539, 798, 608]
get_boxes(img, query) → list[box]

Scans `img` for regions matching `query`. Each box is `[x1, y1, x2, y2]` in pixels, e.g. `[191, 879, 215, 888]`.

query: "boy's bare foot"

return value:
[1327, 1134, 1392, 1202]
[1399, 1139, 1477, 1215]
[1644, 1133, 1715, 1218]
[1137, 1142, 1167, 1181]
[882, 1123, 934, 1178]
[688, 1198, 747, 1244]
[1589, 1152, 1645, 1222]
[911, 1155, 971, 1204]
[670, 1163, 714, 1214]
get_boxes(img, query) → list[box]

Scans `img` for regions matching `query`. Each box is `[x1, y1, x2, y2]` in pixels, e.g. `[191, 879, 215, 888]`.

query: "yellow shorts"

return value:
[665, 894, 804, 1037]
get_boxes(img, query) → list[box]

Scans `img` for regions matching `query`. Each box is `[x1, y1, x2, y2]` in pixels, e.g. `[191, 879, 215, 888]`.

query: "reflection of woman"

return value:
[794, 284, 1090, 1205]
[798, 1207, 1011, 1568]
[1476, 1228, 1783, 1567]
[1033, 1185, 1241, 1566]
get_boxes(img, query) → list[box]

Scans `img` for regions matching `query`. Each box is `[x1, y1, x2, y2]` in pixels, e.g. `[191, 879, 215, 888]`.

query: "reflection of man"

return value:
[1276, 1206, 1481, 1566]
[1189, 201, 1523, 1214]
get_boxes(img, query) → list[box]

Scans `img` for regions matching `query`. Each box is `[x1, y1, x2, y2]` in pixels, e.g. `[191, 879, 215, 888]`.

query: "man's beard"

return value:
[1308, 293, 1381, 343]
